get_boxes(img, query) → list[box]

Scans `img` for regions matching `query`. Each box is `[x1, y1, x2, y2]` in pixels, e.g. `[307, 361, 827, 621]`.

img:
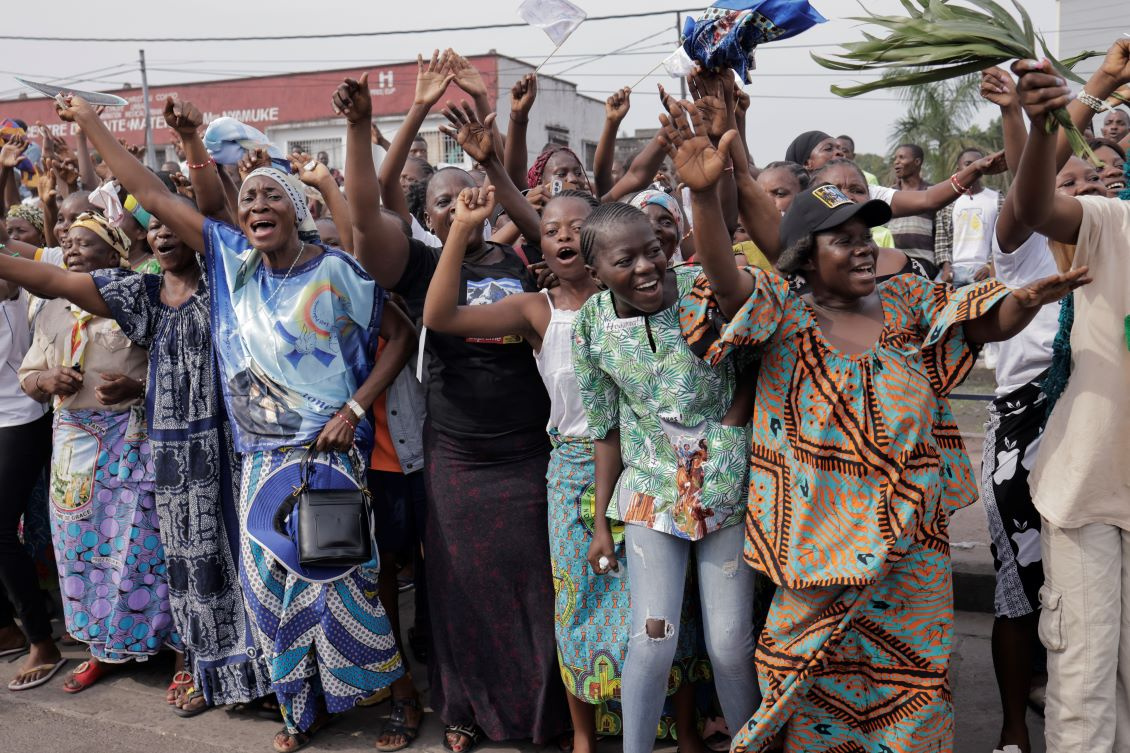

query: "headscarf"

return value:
[242, 166, 319, 241]
[785, 130, 832, 165]
[528, 145, 583, 190]
[7, 204, 44, 235]
[628, 189, 684, 238]
[70, 212, 130, 263]
[204, 117, 287, 169]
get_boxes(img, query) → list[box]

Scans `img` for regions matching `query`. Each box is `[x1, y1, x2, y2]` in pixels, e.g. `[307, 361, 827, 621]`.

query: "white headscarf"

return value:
[242, 166, 318, 240]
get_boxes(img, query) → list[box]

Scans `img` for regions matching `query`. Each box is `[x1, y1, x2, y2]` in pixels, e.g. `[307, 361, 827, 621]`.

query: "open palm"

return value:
[658, 101, 735, 192]
[415, 49, 455, 106]
[1013, 267, 1091, 308]
[439, 102, 496, 164]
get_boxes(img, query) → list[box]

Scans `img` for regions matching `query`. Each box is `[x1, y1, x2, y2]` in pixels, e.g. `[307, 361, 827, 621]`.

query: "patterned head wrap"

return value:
[241, 166, 319, 240]
[7, 204, 44, 235]
[628, 189, 684, 238]
[70, 212, 130, 263]
[527, 145, 584, 190]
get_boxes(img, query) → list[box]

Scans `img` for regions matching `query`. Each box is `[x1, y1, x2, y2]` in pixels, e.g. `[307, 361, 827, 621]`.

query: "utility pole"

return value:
[676, 11, 686, 101]
[139, 49, 156, 169]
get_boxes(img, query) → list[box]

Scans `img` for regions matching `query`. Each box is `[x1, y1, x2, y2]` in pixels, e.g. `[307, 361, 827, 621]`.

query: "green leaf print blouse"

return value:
[572, 265, 751, 541]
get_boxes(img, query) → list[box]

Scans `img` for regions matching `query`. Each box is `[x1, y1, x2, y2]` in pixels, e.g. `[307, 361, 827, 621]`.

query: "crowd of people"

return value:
[0, 34, 1127, 753]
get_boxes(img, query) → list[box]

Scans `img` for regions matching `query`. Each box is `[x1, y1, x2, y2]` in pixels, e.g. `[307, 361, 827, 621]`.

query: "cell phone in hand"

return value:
[550, 179, 563, 196]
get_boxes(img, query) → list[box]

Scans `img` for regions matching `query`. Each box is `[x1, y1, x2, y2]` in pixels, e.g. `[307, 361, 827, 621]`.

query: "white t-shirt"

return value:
[408, 215, 493, 248]
[0, 291, 49, 427]
[1030, 196, 1130, 529]
[991, 232, 1058, 396]
[951, 188, 1000, 268]
[868, 184, 896, 205]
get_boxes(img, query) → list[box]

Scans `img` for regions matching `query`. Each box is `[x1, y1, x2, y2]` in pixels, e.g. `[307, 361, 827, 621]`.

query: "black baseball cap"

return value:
[779, 183, 892, 250]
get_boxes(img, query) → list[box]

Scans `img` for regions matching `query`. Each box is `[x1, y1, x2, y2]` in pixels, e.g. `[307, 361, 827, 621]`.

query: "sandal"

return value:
[167, 670, 194, 705]
[173, 686, 210, 718]
[375, 696, 423, 752]
[62, 659, 110, 694]
[272, 712, 333, 753]
[7, 658, 67, 691]
[443, 724, 484, 753]
[231, 695, 282, 720]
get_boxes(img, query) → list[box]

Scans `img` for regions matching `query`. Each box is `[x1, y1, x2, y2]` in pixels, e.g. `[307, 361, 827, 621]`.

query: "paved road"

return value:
[0, 609, 1044, 753]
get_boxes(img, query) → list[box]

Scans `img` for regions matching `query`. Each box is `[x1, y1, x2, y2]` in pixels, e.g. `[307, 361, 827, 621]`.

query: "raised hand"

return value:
[415, 49, 455, 107]
[1010, 59, 1072, 127]
[163, 97, 204, 136]
[1097, 38, 1130, 87]
[1011, 267, 1092, 308]
[289, 151, 333, 187]
[980, 67, 1017, 109]
[511, 73, 538, 117]
[438, 101, 497, 164]
[454, 184, 495, 227]
[48, 156, 80, 186]
[688, 71, 730, 140]
[974, 149, 1008, 176]
[449, 52, 488, 100]
[169, 171, 195, 200]
[237, 147, 273, 181]
[658, 100, 737, 193]
[36, 169, 57, 205]
[53, 94, 96, 124]
[332, 73, 372, 124]
[605, 87, 630, 123]
[0, 134, 28, 168]
[657, 83, 678, 115]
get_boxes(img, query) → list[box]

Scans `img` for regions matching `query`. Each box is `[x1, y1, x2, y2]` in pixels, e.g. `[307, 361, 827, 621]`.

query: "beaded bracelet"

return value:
[187, 157, 215, 170]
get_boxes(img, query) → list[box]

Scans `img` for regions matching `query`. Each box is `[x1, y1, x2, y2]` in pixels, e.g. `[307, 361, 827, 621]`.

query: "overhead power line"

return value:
[0, 8, 699, 43]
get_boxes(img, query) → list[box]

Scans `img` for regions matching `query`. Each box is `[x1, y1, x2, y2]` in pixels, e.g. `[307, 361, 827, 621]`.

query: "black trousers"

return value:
[0, 412, 53, 643]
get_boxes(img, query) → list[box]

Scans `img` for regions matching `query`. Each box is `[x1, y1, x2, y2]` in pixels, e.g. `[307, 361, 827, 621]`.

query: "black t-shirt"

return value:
[393, 239, 550, 438]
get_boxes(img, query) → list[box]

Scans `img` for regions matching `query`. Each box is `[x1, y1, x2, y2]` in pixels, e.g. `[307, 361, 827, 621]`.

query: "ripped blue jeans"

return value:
[620, 523, 760, 753]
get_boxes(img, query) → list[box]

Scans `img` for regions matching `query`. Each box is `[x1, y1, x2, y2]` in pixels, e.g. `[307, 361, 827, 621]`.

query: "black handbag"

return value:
[287, 450, 374, 568]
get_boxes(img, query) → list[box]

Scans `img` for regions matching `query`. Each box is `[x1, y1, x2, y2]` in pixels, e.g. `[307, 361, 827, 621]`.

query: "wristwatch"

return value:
[345, 398, 365, 420]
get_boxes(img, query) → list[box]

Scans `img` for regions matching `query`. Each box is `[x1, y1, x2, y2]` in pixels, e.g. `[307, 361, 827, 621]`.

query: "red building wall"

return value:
[0, 56, 499, 147]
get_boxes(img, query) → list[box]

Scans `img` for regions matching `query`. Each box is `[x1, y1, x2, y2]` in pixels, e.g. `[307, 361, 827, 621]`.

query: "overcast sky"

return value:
[1, 0, 1080, 164]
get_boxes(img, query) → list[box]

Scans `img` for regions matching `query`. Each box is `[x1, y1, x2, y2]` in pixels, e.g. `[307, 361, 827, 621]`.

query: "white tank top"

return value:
[533, 290, 590, 438]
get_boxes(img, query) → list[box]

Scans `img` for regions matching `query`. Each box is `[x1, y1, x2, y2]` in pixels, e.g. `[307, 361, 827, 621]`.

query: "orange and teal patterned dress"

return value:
[702, 271, 1010, 752]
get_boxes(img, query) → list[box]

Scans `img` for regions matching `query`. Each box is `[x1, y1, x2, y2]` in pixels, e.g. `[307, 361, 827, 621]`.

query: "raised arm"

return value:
[378, 51, 455, 224]
[0, 136, 27, 217]
[661, 101, 751, 317]
[58, 96, 205, 253]
[593, 87, 630, 198]
[336, 74, 413, 288]
[291, 154, 353, 253]
[504, 74, 538, 189]
[164, 97, 231, 225]
[728, 135, 781, 262]
[979, 67, 1034, 254]
[964, 268, 1091, 344]
[422, 184, 542, 347]
[75, 130, 99, 190]
[439, 102, 542, 244]
[1057, 41, 1130, 168]
[1010, 60, 1088, 245]
[0, 253, 111, 317]
[689, 71, 740, 234]
[888, 150, 1007, 217]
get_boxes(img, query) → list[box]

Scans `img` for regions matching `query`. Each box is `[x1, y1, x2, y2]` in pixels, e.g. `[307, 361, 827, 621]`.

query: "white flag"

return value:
[518, 0, 587, 47]
[662, 48, 697, 78]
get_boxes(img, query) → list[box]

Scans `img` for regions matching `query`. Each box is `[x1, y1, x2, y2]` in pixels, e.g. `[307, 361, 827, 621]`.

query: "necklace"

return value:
[254, 242, 306, 319]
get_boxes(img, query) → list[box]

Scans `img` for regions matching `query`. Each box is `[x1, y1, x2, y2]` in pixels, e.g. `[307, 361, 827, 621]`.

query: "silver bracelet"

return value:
[1078, 91, 1109, 113]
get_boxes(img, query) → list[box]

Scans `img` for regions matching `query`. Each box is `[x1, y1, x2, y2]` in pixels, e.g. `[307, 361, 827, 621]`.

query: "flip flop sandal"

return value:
[62, 659, 109, 694]
[375, 696, 423, 752]
[173, 686, 210, 718]
[167, 670, 194, 704]
[7, 658, 67, 691]
[443, 724, 484, 753]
